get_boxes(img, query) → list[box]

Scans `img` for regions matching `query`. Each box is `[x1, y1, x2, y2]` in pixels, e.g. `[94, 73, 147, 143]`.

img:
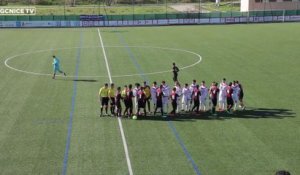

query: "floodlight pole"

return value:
[132, 0, 135, 21]
[165, 0, 167, 16]
[98, 0, 101, 15]
[64, 0, 66, 17]
[296, 1, 299, 15]
[282, 9, 285, 22]
[263, 0, 266, 22]
[199, 0, 201, 18]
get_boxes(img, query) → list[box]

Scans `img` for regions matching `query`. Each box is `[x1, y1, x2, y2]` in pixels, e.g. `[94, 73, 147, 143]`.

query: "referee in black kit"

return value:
[172, 62, 179, 82]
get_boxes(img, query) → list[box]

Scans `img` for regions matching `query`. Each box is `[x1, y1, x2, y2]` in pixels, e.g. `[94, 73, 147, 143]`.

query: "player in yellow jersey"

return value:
[121, 85, 127, 98]
[99, 83, 109, 116]
[108, 83, 116, 116]
[143, 81, 151, 113]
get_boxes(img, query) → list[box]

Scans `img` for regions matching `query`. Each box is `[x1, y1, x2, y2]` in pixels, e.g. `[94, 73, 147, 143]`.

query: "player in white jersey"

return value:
[189, 79, 197, 110]
[162, 81, 170, 113]
[218, 78, 227, 111]
[133, 83, 140, 113]
[151, 81, 158, 111]
[174, 81, 182, 113]
[232, 81, 240, 111]
[189, 79, 197, 92]
[199, 81, 208, 111]
[182, 83, 192, 112]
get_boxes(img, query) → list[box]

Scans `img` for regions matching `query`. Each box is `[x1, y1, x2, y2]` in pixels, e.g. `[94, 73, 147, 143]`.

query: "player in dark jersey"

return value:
[275, 170, 291, 175]
[137, 87, 147, 116]
[154, 85, 164, 116]
[191, 85, 201, 113]
[209, 82, 219, 115]
[115, 87, 122, 117]
[226, 82, 234, 114]
[236, 80, 245, 110]
[172, 62, 179, 82]
[123, 84, 134, 117]
[108, 83, 116, 116]
[143, 81, 151, 113]
[170, 87, 179, 115]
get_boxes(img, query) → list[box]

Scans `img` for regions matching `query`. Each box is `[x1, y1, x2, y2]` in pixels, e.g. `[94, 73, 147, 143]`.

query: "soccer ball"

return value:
[132, 115, 137, 120]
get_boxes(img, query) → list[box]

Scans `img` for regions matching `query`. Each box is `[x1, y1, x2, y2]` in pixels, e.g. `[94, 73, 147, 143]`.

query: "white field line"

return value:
[97, 28, 133, 175]
[97, 29, 112, 83]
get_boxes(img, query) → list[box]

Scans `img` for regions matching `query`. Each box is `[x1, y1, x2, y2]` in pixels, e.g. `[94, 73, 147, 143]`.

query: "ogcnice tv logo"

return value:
[0, 7, 36, 15]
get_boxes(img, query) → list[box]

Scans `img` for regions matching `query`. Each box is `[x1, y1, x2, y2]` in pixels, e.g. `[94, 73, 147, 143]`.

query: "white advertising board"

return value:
[198, 19, 210, 24]
[81, 21, 104, 27]
[133, 20, 146, 25]
[288, 15, 300, 21]
[152, 20, 158, 25]
[1, 15, 300, 28]
[183, 19, 195, 24]
[210, 18, 221, 24]
[145, 20, 153, 25]
[0, 21, 16, 27]
[19, 21, 57, 27]
[157, 19, 168, 25]
[168, 19, 179, 24]
[225, 17, 235, 23]
[264, 16, 273, 22]
[239, 17, 248, 23]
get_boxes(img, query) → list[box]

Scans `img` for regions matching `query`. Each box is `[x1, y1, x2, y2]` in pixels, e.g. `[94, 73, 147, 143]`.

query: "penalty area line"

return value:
[97, 28, 134, 175]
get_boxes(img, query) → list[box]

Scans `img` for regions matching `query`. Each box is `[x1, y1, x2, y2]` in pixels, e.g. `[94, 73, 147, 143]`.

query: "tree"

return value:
[0, 0, 8, 6]
[106, 0, 114, 6]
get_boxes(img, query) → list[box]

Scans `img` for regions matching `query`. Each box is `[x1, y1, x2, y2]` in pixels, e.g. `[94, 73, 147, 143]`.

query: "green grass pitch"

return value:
[0, 23, 299, 175]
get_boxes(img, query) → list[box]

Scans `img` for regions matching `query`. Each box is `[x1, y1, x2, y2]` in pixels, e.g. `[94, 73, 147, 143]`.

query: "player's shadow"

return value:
[102, 30, 128, 33]
[230, 107, 296, 119]
[136, 107, 296, 122]
[73, 79, 98, 82]
[54, 78, 98, 82]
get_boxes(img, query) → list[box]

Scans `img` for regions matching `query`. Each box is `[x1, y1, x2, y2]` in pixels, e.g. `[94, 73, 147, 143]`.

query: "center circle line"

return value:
[4, 45, 202, 78]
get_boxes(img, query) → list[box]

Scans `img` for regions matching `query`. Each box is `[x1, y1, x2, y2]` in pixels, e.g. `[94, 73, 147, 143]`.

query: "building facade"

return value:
[241, 0, 300, 12]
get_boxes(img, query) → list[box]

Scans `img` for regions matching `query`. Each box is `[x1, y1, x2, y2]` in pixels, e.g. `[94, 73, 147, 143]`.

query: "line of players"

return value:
[98, 78, 245, 117]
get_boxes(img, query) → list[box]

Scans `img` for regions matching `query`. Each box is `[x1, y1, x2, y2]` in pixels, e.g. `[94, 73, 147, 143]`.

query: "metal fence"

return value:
[0, 9, 299, 21]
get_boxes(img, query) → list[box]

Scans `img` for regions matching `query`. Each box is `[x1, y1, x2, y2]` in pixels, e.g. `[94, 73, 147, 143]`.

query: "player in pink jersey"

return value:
[226, 82, 234, 114]
[136, 86, 147, 116]
[154, 85, 164, 116]
[170, 87, 179, 115]
[191, 85, 201, 113]
[199, 81, 208, 111]
[209, 82, 219, 115]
